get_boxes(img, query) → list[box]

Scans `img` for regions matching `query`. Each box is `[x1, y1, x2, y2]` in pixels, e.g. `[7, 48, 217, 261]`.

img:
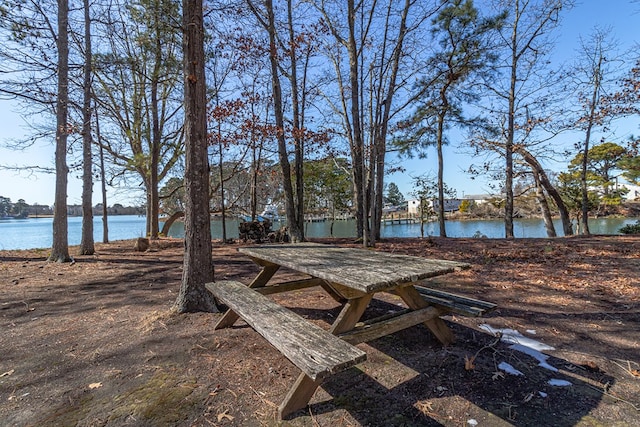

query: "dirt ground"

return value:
[1, 236, 639, 427]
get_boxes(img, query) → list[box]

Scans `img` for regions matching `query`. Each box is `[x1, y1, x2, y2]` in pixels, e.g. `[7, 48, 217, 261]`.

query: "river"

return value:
[1, 215, 638, 251]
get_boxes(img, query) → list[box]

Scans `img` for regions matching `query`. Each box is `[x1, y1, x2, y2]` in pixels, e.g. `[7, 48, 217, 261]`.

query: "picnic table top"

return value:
[238, 243, 470, 294]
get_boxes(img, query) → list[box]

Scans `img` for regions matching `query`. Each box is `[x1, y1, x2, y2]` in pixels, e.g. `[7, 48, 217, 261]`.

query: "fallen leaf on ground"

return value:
[581, 361, 601, 372]
[217, 410, 234, 422]
[464, 355, 476, 371]
[88, 382, 102, 389]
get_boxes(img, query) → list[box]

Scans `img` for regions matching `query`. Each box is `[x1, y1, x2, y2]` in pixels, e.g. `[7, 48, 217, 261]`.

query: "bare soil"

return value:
[1, 236, 639, 427]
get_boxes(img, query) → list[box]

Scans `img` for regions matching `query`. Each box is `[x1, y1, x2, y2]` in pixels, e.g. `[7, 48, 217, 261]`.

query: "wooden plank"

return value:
[214, 263, 280, 329]
[206, 280, 367, 382]
[338, 306, 442, 345]
[415, 286, 496, 317]
[238, 243, 470, 294]
[395, 286, 455, 345]
[253, 277, 323, 295]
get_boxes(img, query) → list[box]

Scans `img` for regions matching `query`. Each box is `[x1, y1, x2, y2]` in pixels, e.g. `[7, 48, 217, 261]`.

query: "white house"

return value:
[407, 198, 463, 214]
[619, 183, 640, 201]
[462, 194, 492, 205]
[407, 199, 421, 215]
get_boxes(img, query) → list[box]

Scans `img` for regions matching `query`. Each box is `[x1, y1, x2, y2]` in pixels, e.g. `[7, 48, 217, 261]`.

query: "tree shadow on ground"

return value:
[279, 298, 616, 426]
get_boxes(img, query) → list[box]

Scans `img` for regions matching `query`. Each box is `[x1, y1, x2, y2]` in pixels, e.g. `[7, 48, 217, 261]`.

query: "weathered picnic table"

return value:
[206, 243, 495, 419]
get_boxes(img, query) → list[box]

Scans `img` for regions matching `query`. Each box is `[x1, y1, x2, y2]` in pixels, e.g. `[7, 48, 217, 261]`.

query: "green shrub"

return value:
[619, 220, 640, 234]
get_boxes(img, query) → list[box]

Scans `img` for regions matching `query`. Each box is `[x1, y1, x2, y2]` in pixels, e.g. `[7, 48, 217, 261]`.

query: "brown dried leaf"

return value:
[581, 361, 602, 372]
[217, 410, 234, 422]
[464, 355, 476, 371]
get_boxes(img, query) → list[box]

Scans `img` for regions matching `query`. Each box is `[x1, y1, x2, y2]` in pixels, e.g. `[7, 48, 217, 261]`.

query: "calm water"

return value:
[0, 215, 148, 250]
[2, 214, 636, 251]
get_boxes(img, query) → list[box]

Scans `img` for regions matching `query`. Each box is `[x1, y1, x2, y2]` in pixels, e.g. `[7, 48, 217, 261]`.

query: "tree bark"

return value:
[516, 146, 573, 236]
[218, 142, 227, 243]
[505, 21, 516, 239]
[436, 108, 447, 238]
[49, 0, 72, 263]
[148, 3, 163, 240]
[80, 0, 95, 255]
[263, 0, 303, 242]
[95, 110, 109, 243]
[173, 0, 216, 313]
[579, 53, 603, 236]
[346, 0, 366, 245]
[287, 0, 305, 241]
[532, 169, 556, 237]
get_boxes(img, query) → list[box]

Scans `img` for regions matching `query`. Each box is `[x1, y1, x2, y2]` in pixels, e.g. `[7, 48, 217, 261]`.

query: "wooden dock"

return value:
[381, 213, 419, 225]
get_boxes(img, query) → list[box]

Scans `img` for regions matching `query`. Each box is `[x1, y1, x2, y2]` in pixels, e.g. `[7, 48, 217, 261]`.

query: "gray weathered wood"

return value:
[253, 277, 323, 295]
[206, 280, 366, 381]
[338, 306, 442, 344]
[395, 285, 455, 345]
[238, 243, 470, 294]
[415, 286, 496, 317]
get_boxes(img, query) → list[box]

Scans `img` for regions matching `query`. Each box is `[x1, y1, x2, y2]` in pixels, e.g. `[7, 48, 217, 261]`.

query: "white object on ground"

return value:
[548, 379, 572, 387]
[498, 361, 524, 376]
[479, 324, 555, 351]
[509, 343, 558, 372]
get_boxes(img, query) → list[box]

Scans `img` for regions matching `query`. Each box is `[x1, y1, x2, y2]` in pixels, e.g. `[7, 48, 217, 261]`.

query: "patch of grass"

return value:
[34, 369, 205, 426]
[109, 370, 204, 424]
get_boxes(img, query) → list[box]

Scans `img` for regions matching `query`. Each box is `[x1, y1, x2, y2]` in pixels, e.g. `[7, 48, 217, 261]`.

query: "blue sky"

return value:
[1, 1, 639, 207]
[386, 0, 640, 201]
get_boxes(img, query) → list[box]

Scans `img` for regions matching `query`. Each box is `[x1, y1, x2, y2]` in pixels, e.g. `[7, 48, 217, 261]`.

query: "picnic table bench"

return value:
[207, 280, 366, 381]
[207, 243, 495, 419]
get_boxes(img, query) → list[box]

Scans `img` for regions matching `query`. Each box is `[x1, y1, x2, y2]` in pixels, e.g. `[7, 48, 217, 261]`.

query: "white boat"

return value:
[260, 205, 280, 221]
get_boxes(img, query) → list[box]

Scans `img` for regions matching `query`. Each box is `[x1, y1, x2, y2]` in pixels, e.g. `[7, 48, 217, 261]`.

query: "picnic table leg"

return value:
[214, 263, 280, 329]
[395, 285, 454, 345]
[278, 294, 373, 419]
[329, 294, 373, 334]
[278, 374, 320, 419]
[319, 280, 348, 304]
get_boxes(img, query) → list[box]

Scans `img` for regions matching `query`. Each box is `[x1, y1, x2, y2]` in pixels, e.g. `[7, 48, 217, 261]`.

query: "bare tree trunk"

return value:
[505, 47, 516, 239]
[173, 0, 216, 313]
[516, 146, 573, 236]
[148, 5, 163, 240]
[372, 149, 384, 241]
[218, 144, 227, 243]
[371, 0, 411, 241]
[80, 0, 95, 255]
[95, 110, 109, 243]
[436, 109, 447, 238]
[580, 74, 602, 235]
[262, 0, 302, 242]
[286, 0, 305, 241]
[49, 0, 72, 263]
[346, 0, 367, 245]
[250, 147, 258, 220]
[533, 169, 556, 237]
